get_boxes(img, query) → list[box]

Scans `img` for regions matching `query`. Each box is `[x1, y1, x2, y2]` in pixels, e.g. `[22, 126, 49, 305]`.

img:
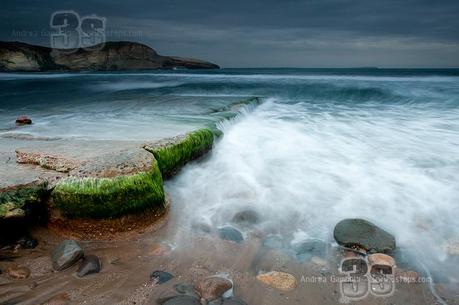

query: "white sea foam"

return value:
[167, 97, 459, 276]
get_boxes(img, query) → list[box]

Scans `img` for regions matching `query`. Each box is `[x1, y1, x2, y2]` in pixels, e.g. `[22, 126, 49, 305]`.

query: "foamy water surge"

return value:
[167, 96, 459, 280]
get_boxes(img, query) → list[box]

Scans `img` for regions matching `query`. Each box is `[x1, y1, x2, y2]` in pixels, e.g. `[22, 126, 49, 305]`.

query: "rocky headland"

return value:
[0, 41, 219, 72]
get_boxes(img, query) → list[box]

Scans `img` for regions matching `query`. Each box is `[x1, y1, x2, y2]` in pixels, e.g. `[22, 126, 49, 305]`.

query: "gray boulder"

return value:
[333, 219, 396, 253]
[52, 240, 84, 271]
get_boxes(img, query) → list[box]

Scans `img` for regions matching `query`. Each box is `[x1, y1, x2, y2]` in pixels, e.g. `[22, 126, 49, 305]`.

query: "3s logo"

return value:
[50, 10, 106, 53]
[339, 257, 395, 303]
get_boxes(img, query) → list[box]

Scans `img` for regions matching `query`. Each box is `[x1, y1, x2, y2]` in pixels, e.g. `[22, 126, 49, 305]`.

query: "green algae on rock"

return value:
[144, 129, 215, 178]
[0, 180, 48, 219]
[51, 159, 165, 218]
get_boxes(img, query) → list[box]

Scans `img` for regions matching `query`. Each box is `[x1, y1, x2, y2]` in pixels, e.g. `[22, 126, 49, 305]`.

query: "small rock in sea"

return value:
[217, 226, 244, 243]
[162, 295, 201, 305]
[77, 255, 101, 277]
[7, 266, 31, 279]
[175, 283, 199, 298]
[256, 271, 297, 291]
[17, 236, 38, 249]
[232, 209, 260, 227]
[52, 240, 84, 271]
[262, 235, 284, 250]
[333, 218, 396, 253]
[15, 116, 32, 125]
[192, 222, 213, 234]
[194, 276, 233, 303]
[292, 238, 327, 262]
[150, 270, 174, 285]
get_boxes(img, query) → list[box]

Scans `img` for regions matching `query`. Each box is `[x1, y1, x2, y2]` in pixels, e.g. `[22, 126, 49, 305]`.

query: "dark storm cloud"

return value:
[1, 0, 458, 67]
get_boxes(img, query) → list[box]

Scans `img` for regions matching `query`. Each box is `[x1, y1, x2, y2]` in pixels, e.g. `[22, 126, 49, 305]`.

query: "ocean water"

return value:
[1, 68, 459, 279]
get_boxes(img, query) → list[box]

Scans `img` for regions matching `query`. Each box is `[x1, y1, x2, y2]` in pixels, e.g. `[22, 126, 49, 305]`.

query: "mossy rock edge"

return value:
[0, 180, 49, 219]
[145, 128, 215, 178]
[51, 159, 165, 219]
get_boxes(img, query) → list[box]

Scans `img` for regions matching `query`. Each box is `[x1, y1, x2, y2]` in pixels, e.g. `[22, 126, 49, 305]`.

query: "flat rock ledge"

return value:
[1, 128, 216, 223]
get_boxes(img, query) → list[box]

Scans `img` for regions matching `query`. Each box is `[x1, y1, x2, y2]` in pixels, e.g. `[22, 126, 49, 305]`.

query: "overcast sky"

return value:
[1, 0, 458, 68]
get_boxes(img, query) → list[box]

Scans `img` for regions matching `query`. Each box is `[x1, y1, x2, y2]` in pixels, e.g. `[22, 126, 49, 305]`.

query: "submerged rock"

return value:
[218, 226, 244, 243]
[7, 265, 31, 279]
[15, 116, 32, 125]
[150, 270, 174, 285]
[292, 238, 327, 261]
[333, 219, 396, 253]
[77, 255, 101, 277]
[232, 209, 260, 227]
[256, 271, 297, 291]
[52, 240, 84, 271]
[262, 235, 284, 250]
[194, 276, 233, 303]
[162, 295, 201, 305]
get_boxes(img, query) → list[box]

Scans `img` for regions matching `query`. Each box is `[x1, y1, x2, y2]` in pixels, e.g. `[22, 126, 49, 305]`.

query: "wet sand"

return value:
[1, 206, 458, 305]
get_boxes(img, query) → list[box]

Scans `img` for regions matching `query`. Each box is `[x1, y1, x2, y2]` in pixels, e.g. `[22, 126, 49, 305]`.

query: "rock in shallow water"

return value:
[262, 235, 284, 250]
[150, 270, 174, 285]
[77, 255, 101, 277]
[52, 240, 84, 271]
[292, 238, 327, 261]
[256, 271, 297, 291]
[16, 116, 32, 125]
[218, 226, 244, 243]
[194, 276, 233, 302]
[232, 209, 259, 227]
[333, 219, 396, 253]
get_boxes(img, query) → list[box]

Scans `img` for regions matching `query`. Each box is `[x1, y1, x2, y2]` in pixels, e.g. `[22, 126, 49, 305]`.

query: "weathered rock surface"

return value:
[16, 150, 78, 173]
[7, 265, 31, 279]
[333, 218, 396, 253]
[256, 271, 297, 291]
[77, 255, 101, 277]
[368, 253, 396, 268]
[194, 276, 233, 302]
[0, 41, 219, 72]
[217, 226, 244, 243]
[292, 238, 327, 261]
[52, 240, 84, 271]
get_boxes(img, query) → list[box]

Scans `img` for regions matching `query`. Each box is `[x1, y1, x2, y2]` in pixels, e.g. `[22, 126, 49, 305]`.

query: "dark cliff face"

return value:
[0, 41, 219, 71]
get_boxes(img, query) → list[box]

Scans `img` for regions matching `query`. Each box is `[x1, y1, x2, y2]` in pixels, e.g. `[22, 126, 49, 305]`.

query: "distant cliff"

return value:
[0, 41, 219, 71]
